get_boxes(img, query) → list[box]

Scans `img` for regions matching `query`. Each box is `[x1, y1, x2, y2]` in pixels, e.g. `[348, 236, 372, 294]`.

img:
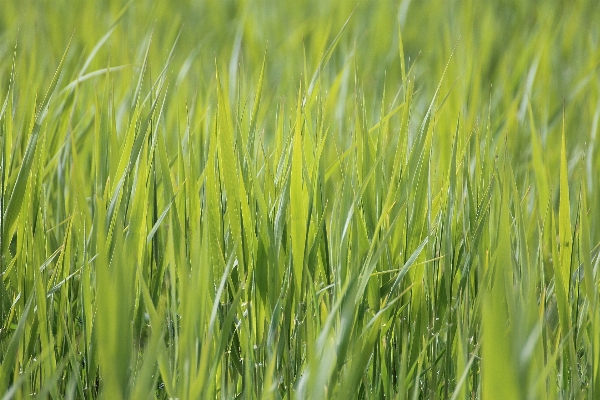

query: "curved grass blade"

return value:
[2, 37, 72, 251]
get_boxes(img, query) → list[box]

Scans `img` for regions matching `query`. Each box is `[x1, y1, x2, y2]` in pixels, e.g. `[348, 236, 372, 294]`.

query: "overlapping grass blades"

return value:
[1, 0, 599, 398]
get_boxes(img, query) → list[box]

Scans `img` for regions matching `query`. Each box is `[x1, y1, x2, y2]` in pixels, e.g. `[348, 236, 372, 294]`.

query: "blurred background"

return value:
[1, 0, 599, 208]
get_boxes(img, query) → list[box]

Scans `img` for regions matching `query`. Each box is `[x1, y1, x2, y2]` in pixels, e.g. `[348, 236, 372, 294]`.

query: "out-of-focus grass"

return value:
[1, 0, 599, 398]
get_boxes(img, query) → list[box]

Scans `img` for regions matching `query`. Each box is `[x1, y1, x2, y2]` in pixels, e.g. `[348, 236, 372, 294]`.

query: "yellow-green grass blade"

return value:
[482, 179, 520, 400]
[2, 39, 71, 250]
[216, 66, 245, 275]
[290, 86, 307, 299]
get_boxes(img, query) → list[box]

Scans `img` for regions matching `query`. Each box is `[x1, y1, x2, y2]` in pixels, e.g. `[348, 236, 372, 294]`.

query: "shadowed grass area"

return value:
[1, 0, 599, 398]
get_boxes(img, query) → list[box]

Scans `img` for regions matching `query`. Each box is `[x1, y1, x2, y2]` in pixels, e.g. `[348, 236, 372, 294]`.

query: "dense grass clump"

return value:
[1, 0, 600, 398]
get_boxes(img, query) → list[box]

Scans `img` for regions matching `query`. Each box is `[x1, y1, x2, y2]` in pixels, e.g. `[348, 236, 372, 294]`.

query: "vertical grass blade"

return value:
[290, 86, 307, 299]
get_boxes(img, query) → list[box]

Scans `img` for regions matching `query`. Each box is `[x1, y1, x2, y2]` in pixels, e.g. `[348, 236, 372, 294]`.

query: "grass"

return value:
[1, 0, 600, 398]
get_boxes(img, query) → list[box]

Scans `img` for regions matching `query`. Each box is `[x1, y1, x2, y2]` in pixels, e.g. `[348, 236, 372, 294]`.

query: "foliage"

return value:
[1, 0, 599, 398]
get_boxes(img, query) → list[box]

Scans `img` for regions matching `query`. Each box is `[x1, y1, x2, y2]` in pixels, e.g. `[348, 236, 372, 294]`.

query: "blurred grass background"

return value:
[2, 0, 599, 187]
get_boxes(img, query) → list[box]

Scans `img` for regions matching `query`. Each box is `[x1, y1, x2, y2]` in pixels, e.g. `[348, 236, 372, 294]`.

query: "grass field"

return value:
[1, 0, 600, 398]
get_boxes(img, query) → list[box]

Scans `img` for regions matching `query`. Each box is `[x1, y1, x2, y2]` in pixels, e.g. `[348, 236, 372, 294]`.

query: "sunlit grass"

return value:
[1, 1, 599, 398]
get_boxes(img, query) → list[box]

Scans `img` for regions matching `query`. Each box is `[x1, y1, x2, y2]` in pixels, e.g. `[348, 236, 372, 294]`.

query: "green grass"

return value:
[1, 0, 600, 398]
